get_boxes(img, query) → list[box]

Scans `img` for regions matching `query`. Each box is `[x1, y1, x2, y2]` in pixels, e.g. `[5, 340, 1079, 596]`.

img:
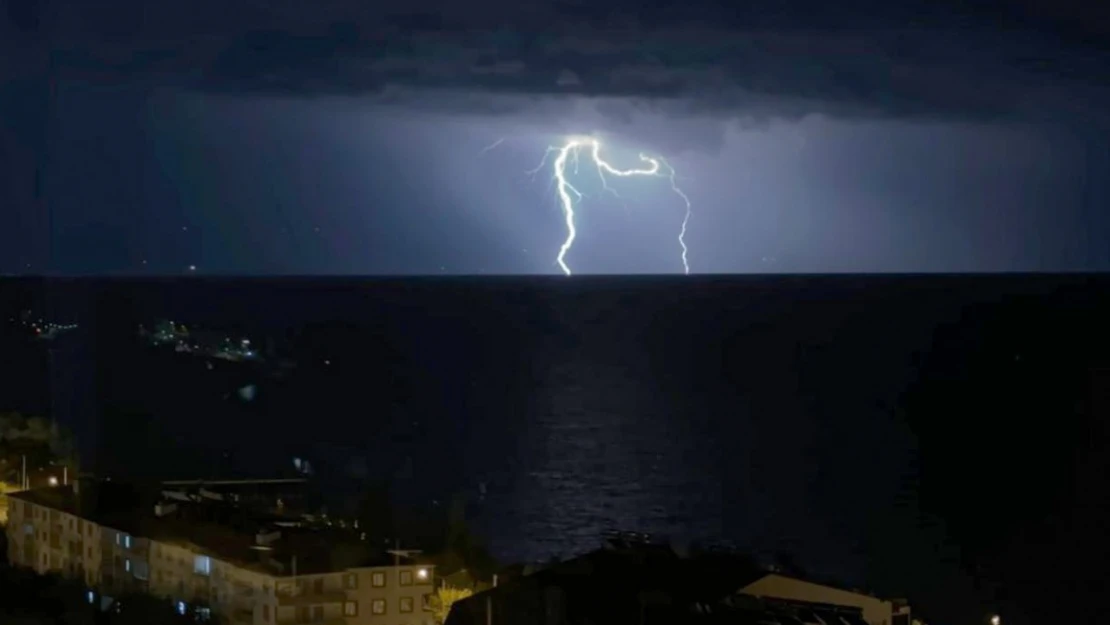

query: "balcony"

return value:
[276, 590, 348, 606]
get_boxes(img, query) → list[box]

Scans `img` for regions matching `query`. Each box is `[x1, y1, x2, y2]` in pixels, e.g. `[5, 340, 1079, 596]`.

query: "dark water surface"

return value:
[4, 274, 1110, 624]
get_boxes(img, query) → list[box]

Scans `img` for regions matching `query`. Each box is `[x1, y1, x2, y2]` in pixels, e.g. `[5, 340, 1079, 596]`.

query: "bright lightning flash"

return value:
[527, 136, 692, 276]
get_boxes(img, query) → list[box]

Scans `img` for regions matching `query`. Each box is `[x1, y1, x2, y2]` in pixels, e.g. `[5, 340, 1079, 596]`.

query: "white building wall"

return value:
[741, 574, 895, 625]
[3, 495, 435, 625]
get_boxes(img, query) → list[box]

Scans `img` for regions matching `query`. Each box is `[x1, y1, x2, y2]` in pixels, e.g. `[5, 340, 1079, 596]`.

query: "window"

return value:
[86, 546, 92, 558]
[68, 519, 74, 531]
[262, 605, 270, 623]
[423, 593, 435, 611]
[125, 558, 131, 572]
[116, 532, 121, 546]
[400, 597, 414, 613]
[344, 573, 357, 589]
[133, 560, 149, 581]
[313, 578, 324, 594]
[372, 599, 386, 615]
[344, 601, 358, 617]
[23, 523, 32, 536]
[416, 567, 430, 583]
[400, 570, 413, 585]
[194, 555, 212, 576]
[124, 535, 132, 549]
[371, 571, 385, 587]
[311, 606, 324, 622]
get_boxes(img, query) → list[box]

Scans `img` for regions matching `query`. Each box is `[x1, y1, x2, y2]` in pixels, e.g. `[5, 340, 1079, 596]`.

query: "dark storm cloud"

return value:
[4, 0, 1110, 124]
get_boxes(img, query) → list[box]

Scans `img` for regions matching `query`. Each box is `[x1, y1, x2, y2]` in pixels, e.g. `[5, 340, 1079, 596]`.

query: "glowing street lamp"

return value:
[48, 476, 59, 486]
[990, 615, 1001, 625]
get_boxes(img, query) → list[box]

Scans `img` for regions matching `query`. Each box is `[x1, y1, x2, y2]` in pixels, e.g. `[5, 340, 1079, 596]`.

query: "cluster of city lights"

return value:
[143, 320, 258, 362]
[10, 312, 79, 338]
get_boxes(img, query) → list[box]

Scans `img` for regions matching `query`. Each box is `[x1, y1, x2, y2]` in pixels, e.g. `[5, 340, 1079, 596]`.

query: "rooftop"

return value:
[8, 480, 150, 534]
[447, 540, 875, 625]
[446, 540, 773, 625]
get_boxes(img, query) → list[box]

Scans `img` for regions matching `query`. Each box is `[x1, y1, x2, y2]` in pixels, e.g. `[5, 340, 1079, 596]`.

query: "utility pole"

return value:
[486, 574, 498, 625]
[22, 455, 27, 490]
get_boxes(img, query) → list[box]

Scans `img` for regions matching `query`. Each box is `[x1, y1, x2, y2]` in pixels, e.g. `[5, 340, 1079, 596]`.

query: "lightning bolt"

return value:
[528, 136, 692, 276]
[479, 138, 505, 155]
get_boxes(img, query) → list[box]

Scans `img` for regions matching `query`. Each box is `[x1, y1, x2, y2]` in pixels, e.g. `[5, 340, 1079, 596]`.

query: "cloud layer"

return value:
[4, 0, 1110, 124]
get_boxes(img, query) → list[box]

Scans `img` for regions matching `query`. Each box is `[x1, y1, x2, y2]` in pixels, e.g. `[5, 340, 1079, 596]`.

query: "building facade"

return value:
[6, 487, 436, 625]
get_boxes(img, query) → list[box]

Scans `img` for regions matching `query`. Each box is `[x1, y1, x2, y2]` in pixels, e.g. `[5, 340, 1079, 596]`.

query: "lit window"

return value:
[23, 523, 32, 535]
[400, 597, 414, 613]
[371, 571, 385, 587]
[124, 535, 132, 549]
[400, 570, 413, 586]
[194, 555, 212, 576]
[344, 601, 358, 617]
[115, 533, 121, 546]
[125, 559, 131, 572]
[372, 599, 386, 615]
[87, 591, 95, 604]
[177, 601, 187, 616]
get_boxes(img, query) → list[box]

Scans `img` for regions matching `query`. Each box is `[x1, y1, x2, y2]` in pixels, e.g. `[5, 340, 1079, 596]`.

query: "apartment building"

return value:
[5, 484, 144, 593]
[6, 482, 437, 625]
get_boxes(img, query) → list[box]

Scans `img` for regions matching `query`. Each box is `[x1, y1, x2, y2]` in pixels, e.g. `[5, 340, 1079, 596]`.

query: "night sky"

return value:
[3, 1, 1110, 622]
[2, 0, 1110, 275]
